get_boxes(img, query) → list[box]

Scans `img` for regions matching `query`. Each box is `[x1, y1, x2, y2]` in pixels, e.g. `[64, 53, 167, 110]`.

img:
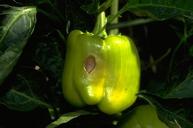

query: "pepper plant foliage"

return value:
[0, 0, 193, 128]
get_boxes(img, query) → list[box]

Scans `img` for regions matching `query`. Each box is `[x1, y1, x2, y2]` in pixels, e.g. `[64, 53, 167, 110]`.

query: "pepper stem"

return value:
[92, 11, 107, 38]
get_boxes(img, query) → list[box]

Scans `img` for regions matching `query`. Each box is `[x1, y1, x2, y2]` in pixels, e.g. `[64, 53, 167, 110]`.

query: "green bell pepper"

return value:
[119, 105, 169, 128]
[62, 30, 140, 114]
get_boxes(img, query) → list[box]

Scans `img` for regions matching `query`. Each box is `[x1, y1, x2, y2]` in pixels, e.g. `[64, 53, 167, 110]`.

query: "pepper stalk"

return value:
[92, 11, 107, 38]
[92, 0, 119, 37]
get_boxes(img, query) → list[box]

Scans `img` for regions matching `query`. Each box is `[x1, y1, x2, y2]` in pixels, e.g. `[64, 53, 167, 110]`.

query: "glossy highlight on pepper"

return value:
[62, 30, 140, 114]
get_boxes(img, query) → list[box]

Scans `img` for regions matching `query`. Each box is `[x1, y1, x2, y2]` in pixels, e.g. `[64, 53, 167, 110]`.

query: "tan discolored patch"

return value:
[84, 55, 96, 73]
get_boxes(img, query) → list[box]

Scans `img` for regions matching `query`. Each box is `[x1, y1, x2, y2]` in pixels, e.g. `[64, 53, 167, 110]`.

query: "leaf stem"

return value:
[98, 0, 113, 13]
[108, 3, 128, 24]
[108, 18, 155, 30]
[46, 0, 65, 22]
[167, 37, 187, 79]
[144, 48, 171, 71]
[137, 93, 155, 107]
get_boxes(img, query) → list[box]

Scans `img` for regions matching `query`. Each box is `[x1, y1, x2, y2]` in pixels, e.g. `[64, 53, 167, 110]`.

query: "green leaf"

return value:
[165, 72, 193, 99]
[0, 6, 37, 86]
[120, 0, 193, 20]
[46, 110, 93, 128]
[156, 102, 193, 128]
[189, 44, 193, 57]
[0, 70, 52, 111]
[34, 40, 63, 79]
[138, 94, 193, 128]
[81, 0, 113, 14]
[0, 89, 51, 111]
[81, 0, 99, 14]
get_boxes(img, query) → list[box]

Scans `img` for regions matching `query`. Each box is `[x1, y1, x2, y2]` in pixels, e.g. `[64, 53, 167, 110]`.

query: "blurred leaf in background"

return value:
[0, 6, 37, 85]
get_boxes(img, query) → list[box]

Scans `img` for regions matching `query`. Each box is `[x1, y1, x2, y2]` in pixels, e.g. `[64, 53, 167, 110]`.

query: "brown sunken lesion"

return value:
[84, 55, 96, 73]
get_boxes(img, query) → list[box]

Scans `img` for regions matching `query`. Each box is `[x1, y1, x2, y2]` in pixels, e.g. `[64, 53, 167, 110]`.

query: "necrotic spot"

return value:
[84, 55, 96, 73]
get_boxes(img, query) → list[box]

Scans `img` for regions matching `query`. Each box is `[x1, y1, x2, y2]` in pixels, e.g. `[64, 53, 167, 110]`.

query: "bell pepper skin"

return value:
[119, 105, 169, 128]
[62, 30, 140, 114]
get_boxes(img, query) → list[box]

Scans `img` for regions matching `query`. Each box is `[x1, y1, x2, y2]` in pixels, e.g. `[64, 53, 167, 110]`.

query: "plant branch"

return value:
[108, 18, 155, 30]
[98, 0, 113, 14]
[109, 0, 119, 34]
